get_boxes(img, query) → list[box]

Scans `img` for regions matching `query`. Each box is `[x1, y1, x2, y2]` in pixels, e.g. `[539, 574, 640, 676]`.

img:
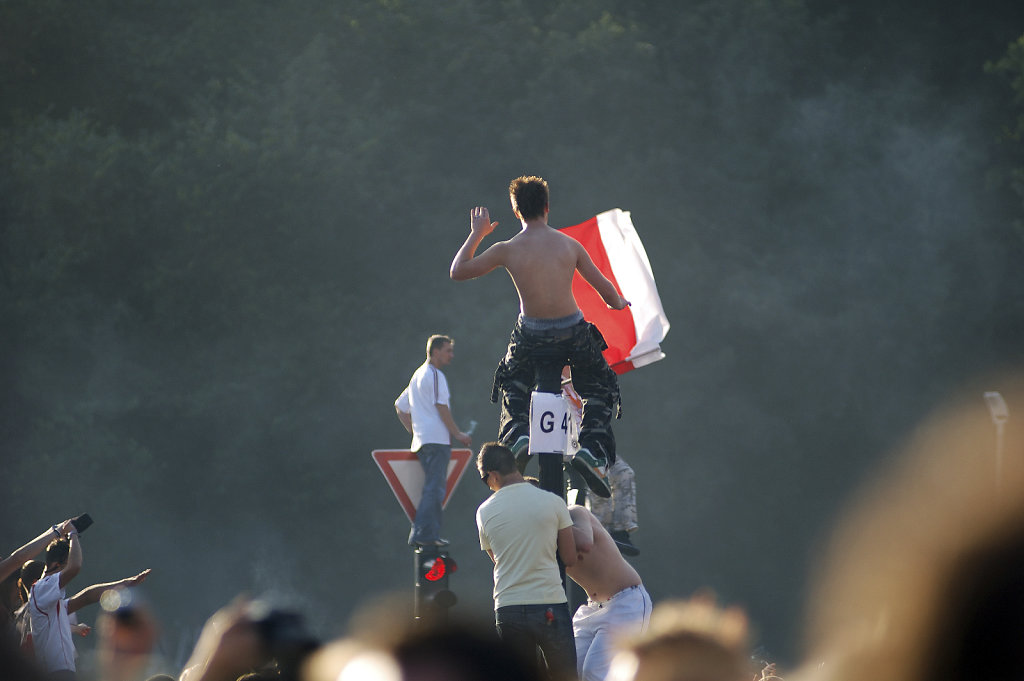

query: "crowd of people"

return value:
[8, 374, 1022, 681]
[0, 518, 151, 681]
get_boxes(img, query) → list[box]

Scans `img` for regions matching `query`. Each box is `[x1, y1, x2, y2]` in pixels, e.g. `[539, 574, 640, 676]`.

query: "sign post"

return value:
[372, 447, 472, 623]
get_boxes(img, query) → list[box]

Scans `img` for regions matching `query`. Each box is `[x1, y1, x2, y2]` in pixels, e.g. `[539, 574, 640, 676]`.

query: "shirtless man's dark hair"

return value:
[509, 176, 549, 220]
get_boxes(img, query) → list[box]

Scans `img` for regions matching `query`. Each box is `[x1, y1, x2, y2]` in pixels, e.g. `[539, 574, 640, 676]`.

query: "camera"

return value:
[71, 514, 94, 534]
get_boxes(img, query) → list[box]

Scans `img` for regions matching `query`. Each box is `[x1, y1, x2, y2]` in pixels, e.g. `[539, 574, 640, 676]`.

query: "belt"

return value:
[588, 583, 642, 608]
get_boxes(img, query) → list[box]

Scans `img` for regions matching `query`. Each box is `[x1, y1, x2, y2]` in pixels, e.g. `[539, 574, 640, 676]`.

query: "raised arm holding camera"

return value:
[0, 518, 78, 585]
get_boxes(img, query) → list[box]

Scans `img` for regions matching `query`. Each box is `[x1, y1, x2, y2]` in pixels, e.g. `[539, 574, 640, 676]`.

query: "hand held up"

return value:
[470, 206, 498, 237]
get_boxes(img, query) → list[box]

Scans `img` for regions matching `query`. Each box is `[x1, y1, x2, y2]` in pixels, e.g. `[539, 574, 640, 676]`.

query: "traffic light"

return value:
[414, 547, 457, 623]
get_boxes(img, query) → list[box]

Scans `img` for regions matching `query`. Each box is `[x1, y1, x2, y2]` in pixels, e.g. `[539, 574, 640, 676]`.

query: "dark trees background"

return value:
[4, 0, 1024, 667]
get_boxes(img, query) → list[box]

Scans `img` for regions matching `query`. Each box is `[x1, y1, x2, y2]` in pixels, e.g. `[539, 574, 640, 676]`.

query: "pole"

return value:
[532, 349, 568, 500]
[528, 348, 570, 590]
[983, 391, 1009, 492]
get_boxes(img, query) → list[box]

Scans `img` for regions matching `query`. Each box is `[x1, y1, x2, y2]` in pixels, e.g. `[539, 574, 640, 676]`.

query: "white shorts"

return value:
[573, 584, 652, 681]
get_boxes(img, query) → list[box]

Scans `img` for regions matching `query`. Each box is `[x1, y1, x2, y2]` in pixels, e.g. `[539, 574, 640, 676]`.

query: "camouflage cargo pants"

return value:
[491, 317, 621, 464]
[586, 456, 638, 532]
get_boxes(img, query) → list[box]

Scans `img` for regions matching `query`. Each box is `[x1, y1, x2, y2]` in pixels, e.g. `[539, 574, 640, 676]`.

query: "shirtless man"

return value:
[565, 504, 652, 681]
[450, 175, 629, 497]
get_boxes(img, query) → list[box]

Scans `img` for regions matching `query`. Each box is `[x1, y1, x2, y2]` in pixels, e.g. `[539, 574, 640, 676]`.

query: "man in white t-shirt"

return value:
[30, 531, 151, 680]
[477, 442, 578, 679]
[395, 334, 472, 546]
[30, 528, 82, 680]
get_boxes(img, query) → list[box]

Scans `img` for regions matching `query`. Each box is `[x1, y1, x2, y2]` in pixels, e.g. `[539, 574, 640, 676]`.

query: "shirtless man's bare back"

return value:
[566, 505, 641, 601]
[449, 176, 628, 497]
[450, 205, 628, 317]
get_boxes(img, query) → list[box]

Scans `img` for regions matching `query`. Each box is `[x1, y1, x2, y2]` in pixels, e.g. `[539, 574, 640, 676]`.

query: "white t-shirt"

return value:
[29, 572, 77, 673]
[395, 361, 451, 450]
[477, 482, 573, 608]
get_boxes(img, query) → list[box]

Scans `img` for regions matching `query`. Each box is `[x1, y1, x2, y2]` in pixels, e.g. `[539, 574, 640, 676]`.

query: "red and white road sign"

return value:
[372, 449, 474, 522]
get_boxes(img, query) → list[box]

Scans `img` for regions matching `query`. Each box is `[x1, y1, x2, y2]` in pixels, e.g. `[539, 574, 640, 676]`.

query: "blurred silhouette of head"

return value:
[304, 596, 544, 681]
[799, 373, 1024, 681]
[606, 595, 752, 681]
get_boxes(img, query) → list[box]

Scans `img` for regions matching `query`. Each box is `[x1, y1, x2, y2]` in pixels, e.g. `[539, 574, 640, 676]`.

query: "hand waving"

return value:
[470, 206, 498, 237]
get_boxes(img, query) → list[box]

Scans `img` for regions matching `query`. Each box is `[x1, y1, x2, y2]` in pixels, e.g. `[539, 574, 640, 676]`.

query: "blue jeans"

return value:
[408, 442, 450, 544]
[496, 603, 577, 680]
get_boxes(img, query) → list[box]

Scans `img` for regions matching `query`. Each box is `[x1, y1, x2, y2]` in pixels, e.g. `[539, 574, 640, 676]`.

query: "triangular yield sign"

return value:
[372, 448, 473, 523]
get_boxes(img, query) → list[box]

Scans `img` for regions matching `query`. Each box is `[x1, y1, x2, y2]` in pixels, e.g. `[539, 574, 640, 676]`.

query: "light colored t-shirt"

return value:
[477, 482, 573, 608]
[396, 361, 451, 450]
[29, 572, 76, 673]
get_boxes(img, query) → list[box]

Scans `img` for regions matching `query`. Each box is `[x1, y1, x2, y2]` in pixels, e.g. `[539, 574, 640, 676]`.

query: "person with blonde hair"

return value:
[395, 334, 472, 546]
[605, 595, 753, 681]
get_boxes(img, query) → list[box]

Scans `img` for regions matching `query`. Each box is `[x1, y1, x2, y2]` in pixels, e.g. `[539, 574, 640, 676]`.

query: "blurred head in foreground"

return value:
[604, 595, 752, 681]
[797, 374, 1024, 681]
[303, 595, 543, 681]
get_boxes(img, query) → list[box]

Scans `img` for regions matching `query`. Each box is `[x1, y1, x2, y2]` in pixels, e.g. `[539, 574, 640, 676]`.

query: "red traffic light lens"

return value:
[424, 557, 447, 581]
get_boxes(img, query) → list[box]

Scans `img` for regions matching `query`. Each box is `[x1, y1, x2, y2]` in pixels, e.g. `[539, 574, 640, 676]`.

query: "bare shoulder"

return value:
[552, 227, 582, 246]
[481, 237, 513, 260]
[504, 228, 553, 256]
[556, 229, 587, 257]
[520, 226, 579, 255]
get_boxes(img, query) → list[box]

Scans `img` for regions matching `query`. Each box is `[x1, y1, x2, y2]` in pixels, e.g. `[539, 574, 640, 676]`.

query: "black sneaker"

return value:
[571, 447, 612, 498]
[610, 530, 640, 556]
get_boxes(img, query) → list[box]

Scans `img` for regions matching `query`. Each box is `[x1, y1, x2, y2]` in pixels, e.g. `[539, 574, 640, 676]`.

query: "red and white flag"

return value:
[560, 209, 669, 375]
